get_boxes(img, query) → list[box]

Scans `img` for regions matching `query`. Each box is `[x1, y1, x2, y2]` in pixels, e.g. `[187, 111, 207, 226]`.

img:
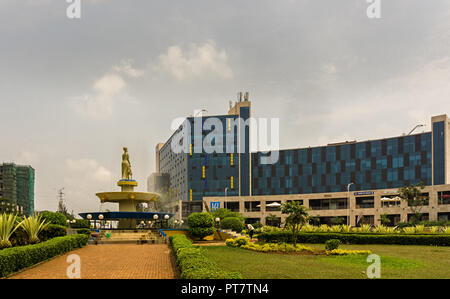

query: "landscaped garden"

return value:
[0, 211, 90, 277]
[201, 243, 450, 279]
[171, 199, 450, 279]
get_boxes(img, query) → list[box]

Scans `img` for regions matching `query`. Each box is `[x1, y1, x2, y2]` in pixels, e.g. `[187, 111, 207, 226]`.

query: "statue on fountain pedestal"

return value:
[121, 147, 132, 180]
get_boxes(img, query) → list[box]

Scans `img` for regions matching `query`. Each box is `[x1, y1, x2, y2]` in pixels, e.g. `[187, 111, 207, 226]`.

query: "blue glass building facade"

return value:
[155, 101, 449, 218]
[252, 133, 432, 195]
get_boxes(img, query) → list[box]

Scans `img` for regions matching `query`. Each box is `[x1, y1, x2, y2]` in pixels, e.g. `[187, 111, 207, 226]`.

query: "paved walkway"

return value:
[9, 244, 178, 279]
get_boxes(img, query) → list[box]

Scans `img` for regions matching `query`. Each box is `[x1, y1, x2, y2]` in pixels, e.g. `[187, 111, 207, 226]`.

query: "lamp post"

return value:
[225, 187, 228, 197]
[87, 214, 92, 228]
[347, 183, 354, 226]
[99, 214, 104, 229]
[194, 109, 208, 117]
[407, 124, 426, 135]
[153, 214, 159, 228]
[164, 214, 169, 229]
[215, 217, 221, 240]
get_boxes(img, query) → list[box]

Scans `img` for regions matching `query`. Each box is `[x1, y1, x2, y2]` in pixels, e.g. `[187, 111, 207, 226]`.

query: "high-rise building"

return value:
[152, 95, 450, 225]
[0, 163, 35, 216]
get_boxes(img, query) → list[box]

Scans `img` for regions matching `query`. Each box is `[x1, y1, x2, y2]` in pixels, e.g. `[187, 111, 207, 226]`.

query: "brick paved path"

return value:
[10, 244, 178, 279]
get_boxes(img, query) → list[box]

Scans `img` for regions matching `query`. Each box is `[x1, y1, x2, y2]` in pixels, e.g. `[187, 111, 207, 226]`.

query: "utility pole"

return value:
[57, 187, 68, 215]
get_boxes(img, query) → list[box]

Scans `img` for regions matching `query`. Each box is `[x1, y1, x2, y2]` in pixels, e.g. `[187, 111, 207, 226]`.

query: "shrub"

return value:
[187, 213, 215, 240]
[220, 217, 245, 233]
[211, 208, 244, 222]
[402, 227, 416, 234]
[325, 249, 372, 256]
[252, 222, 263, 229]
[76, 228, 92, 236]
[325, 239, 341, 251]
[70, 219, 90, 229]
[169, 234, 242, 279]
[240, 242, 316, 254]
[355, 224, 372, 233]
[39, 224, 67, 242]
[0, 213, 20, 249]
[39, 211, 67, 226]
[18, 215, 49, 244]
[235, 237, 249, 246]
[225, 238, 238, 247]
[0, 234, 88, 277]
[257, 231, 450, 246]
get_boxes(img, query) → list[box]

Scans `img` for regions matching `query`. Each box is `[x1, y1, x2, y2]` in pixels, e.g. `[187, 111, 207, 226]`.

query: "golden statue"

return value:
[121, 147, 132, 180]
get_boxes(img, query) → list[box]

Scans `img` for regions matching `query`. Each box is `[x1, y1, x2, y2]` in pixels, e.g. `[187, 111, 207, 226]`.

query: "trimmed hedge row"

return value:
[170, 234, 242, 279]
[257, 231, 450, 246]
[76, 228, 92, 236]
[0, 234, 89, 277]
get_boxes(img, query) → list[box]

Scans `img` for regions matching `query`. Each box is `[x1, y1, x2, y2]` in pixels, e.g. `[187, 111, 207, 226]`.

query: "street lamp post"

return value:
[164, 214, 169, 228]
[215, 217, 221, 240]
[347, 183, 354, 226]
[153, 214, 159, 228]
[225, 187, 228, 197]
[407, 124, 426, 135]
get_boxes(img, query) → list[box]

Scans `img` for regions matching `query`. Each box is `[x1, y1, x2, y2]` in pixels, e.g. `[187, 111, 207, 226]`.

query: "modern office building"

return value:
[0, 163, 35, 216]
[151, 95, 450, 225]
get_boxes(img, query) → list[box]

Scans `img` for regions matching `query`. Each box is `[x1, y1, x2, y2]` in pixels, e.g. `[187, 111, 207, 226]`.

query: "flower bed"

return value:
[325, 249, 372, 256]
[257, 231, 450, 246]
[226, 237, 370, 256]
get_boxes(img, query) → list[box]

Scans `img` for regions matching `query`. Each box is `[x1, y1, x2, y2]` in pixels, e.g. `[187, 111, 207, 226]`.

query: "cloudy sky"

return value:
[1, 0, 450, 215]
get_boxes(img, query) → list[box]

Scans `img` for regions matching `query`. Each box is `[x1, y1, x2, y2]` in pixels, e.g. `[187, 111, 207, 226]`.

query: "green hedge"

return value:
[10, 224, 67, 246]
[40, 225, 68, 241]
[257, 231, 450, 246]
[76, 228, 92, 236]
[0, 234, 89, 277]
[220, 217, 245, 233]
[39, 211, 67, 226]
[70, 219, 90, 229]
[169, 234, 242, 279]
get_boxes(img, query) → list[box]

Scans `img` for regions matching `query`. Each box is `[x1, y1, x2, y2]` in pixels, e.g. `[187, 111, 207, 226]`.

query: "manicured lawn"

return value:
[201, 243, 450, 279]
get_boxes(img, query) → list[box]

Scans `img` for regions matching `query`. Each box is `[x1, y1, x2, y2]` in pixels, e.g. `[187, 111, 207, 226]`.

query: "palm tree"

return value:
[281, 202, 309, 246]
[265, 214, 278, 227]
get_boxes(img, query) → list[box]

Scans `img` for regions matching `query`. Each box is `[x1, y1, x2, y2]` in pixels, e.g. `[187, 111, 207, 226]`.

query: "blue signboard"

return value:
[210, 201, 221, 211]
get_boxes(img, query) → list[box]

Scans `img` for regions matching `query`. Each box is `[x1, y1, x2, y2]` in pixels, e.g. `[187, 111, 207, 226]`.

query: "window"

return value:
[438, 191, 450, 205]
[309, 198, 347, 210]
[356, 197, 374, 209]
[224, 201, 240, 212]
[244, 201, 260, 212]
[265, 201, 281, 212]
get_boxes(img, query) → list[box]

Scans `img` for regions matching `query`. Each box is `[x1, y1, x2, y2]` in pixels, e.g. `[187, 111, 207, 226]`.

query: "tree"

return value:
[265, 214, 279, 227]
[281, 201, 309, 246]
[379, 213, 391, 226]
[331, 216, 345, 225]
[309, 216, 321, 226]
[186, 212, 215, 240]
[211, 208, 244, 222]
[39, 211, 67, 226]
[398, 182, 426, 224]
